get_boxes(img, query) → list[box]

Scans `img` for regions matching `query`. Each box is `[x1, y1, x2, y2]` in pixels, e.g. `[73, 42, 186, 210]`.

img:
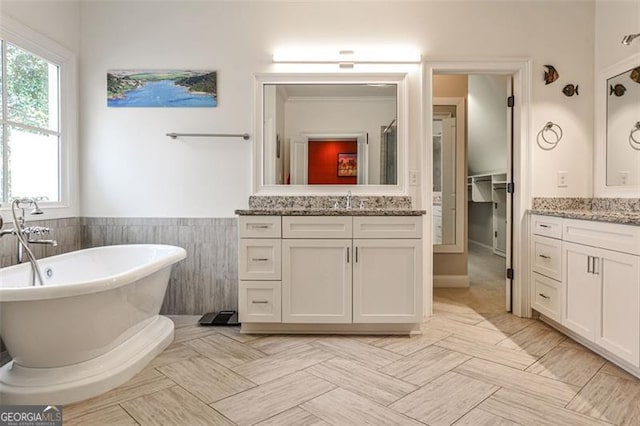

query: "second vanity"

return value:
[529, 199, 640, 378]
[235, 207, 425, 335]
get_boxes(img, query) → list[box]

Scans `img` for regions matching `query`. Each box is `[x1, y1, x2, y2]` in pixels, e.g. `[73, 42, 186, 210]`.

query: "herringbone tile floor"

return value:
[63, 246, 640, 425]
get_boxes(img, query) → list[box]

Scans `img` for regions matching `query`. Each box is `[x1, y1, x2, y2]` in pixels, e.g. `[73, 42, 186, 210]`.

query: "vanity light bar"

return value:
[272, 47, 422, 64]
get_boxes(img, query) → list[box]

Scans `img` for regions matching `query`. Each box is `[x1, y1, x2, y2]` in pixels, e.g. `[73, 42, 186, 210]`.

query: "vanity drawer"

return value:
[531, 272, 561, 322]
[531, 215, 563, 239]
[563, 218, 640, 256]
[239, 281, 281, 323]
[239, 216, 281, 238]
[239, 239, 281, 280]
[283, 216, 352, 239]
[531, 234, 563, 281]
[353, 216, 423, 239]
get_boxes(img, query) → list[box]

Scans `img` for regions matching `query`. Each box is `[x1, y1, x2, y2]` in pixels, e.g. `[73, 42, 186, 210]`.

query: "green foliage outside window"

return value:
[6, 42, 51, 130]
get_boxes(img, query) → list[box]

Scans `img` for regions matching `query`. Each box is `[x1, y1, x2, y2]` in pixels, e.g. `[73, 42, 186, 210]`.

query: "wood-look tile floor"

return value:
[64, 246, 640, 425]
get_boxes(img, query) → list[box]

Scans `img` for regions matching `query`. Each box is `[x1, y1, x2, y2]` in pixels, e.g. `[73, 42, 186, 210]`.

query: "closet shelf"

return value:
[468, 171, 508, 202]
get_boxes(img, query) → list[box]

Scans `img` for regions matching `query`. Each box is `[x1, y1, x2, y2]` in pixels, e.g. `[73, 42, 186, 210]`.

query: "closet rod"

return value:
[166, 132, 250, 140]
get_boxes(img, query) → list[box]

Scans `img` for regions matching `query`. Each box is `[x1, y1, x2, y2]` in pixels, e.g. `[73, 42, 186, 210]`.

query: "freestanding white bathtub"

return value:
[0, 244, 186, 405]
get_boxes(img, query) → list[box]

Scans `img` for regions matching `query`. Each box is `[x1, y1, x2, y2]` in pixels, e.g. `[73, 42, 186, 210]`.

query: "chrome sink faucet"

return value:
[346, 190, 352, 209]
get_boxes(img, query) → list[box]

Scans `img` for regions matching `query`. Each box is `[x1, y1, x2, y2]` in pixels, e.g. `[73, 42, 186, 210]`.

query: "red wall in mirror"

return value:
[308, 139, 357, 185]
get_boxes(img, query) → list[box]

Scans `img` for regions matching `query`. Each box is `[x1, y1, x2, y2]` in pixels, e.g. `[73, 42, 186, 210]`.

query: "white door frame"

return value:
[422, 59, 533, 318]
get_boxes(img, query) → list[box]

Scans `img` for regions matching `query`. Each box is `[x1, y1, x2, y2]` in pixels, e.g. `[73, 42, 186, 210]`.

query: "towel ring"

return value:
[537, 122, 563, 150]
[630, 122, 640, 151]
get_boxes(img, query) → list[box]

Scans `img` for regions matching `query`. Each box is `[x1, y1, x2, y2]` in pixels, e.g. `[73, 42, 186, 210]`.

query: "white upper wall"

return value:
[4, 1, 599, 217]
[0, 1, 80, 53]
[596, 1, 640, 71]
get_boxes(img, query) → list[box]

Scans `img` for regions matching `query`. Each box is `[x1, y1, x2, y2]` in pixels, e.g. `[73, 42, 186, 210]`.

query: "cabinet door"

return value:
[282, 239, 352, 323]
[353, 239, 422, 323]
[597, 250, 640, 367]
[562, 241, 599, 340]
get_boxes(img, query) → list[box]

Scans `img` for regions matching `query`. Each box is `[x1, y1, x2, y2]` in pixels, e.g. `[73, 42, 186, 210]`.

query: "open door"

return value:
[505, 77, 514, 312]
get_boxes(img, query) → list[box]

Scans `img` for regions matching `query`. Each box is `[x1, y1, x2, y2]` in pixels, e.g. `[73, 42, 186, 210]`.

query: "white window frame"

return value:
[0, 15, 78, 220]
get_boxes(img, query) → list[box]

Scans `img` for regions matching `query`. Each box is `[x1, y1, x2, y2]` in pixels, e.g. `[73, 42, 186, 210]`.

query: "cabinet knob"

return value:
[538, 293, 550, 299]
[251, 300, 269, 304]
[251, 258, 270, 262]
[539, 254, 551, 259]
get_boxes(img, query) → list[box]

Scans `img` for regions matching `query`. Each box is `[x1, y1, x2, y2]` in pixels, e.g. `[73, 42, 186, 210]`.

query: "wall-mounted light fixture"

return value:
[272, 46, 421, 68]
[622, 33, 640, 45]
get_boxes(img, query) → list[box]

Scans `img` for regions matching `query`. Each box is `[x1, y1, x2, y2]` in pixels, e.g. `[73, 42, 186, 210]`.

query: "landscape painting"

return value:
[107, 70, 217, 107]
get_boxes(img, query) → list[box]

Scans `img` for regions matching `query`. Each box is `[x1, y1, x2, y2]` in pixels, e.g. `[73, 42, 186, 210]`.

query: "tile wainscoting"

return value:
[0, 217, 82, 268]
[0, 217, 238, 315]
[81, 217, 238, 315]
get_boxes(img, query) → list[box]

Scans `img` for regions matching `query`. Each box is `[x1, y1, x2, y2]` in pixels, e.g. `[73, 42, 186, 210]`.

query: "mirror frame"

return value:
[594, 52, 640, 197]
[253, 72, 408, 195]
[432, 97, 465, 253]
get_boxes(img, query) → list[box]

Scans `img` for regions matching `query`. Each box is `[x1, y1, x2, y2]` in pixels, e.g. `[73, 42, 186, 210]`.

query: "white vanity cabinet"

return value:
[562, 219, 640, 367]
[530, 215, 564, 322]
[238, 214, 424, 333]
[281, 217, 353, 323]
[238, 216, 283, 323]
[352, 217, 423, 323]
[530, 214, 640, 373]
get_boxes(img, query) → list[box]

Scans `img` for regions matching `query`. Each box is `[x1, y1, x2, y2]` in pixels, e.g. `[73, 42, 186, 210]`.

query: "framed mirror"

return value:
[253, 73, 407, 194]
[595, 52, 640, 196]
[432, 97, 465, 253]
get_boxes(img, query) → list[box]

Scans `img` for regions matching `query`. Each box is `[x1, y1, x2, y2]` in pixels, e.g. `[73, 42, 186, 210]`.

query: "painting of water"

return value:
[107, 70, 217, 107]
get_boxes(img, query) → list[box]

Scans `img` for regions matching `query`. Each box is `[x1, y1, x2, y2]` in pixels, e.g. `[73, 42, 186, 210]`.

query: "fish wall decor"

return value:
[610, 84, 627, 97]
[544, 65, 559, 85]
[562, 84, 579, 97]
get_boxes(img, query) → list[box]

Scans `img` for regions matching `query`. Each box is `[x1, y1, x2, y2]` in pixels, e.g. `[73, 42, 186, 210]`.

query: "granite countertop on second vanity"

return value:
[529, 197, 640, 226]
[235, 208, 426, 216]
[529, 208, 640, 226]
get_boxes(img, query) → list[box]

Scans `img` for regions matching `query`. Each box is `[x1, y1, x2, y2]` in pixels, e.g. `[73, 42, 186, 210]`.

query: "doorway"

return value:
[424, 60, 531, 319]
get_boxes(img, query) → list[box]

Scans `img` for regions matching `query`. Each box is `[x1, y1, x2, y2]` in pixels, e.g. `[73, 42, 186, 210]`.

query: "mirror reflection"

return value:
[263, 84, 397, 185]
[433, 105, 457, 245]
[606, 65, 640, 186]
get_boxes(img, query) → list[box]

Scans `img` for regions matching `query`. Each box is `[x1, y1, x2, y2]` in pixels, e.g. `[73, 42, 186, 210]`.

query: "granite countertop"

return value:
[235, 208, 426, 216]
[529, 209, 640, 226]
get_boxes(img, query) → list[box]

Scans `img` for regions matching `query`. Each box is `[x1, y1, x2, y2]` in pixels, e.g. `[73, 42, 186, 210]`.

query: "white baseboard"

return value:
[468, 239, 493, 251]
[433, 275, 470, 288]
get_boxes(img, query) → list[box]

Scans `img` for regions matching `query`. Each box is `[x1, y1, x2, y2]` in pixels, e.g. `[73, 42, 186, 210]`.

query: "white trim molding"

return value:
[594, 52, 640, 197]
[423, 59, 533, 318]
[253, 72, 409, 196]
[0, 15, 79, 221]
[433, 275, 470, 288]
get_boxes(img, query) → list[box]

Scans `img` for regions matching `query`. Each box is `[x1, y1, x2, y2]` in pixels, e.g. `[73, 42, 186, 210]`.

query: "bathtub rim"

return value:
[0, 244, 186, 302]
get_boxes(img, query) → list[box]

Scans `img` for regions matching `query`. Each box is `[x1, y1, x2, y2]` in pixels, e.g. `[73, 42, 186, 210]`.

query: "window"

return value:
[1, 41, 60, 202]
[0, 15, 76, 215]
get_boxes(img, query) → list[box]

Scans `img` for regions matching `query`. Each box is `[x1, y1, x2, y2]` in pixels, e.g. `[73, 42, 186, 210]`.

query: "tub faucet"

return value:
[6, 198, 54, 286]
